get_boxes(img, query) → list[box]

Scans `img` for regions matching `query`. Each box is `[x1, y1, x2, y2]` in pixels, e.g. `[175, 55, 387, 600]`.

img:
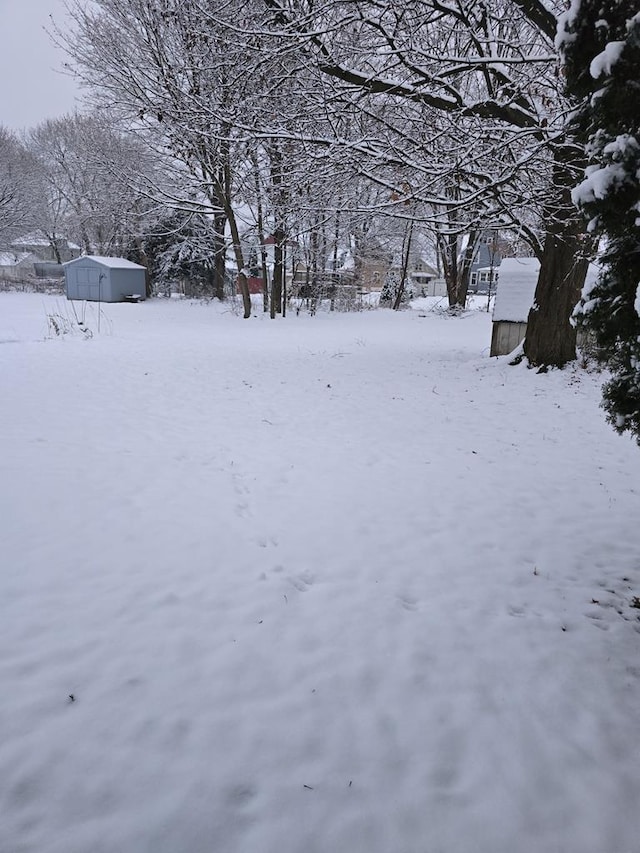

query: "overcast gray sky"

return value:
[0, 0, 82, 131]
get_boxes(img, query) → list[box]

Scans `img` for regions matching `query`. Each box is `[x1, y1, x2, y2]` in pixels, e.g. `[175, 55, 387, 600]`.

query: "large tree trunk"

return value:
[226, 212, 251, 318]
[213, 249, 226, 301]
[392, 219, 414, 310]
[250, 153, 270, 312]
[437, 227, 478, 309]
[213, 213, 227, 301]
[269, 146, 285, 318]
[524, 145, 590, 367]
[271, 228, 284, 318]
[523, 224, 587, 367]
[216, 162, 251, 318]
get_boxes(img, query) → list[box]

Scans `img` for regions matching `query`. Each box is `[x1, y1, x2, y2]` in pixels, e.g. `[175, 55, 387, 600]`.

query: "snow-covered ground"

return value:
[2, 293, 640, 853]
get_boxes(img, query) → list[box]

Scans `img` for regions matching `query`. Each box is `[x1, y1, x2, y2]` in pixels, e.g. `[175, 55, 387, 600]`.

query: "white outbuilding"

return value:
[64, 255, 147, 302]
[490, 257, 601, 357]
[490, 257, 540, 356]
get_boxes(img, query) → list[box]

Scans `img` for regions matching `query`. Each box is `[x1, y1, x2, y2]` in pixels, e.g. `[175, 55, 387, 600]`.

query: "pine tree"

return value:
[139, 211, 225, 299]
[561, 1, 640, 439]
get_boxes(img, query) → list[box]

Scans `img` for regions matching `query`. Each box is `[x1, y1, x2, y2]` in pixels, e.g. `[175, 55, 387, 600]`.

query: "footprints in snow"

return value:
[287, 572, 315, 593]
[230, 467, 251, 518]
[258, 562, 316, 596]
[225, 783, 258, 808]
[504, 572, 640, 630]
[252, 536, 315, 593]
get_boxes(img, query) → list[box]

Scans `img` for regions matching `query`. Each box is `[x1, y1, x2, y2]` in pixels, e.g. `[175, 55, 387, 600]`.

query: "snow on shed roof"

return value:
[64, 255, 146, 270]
[492, 257, 540, 323]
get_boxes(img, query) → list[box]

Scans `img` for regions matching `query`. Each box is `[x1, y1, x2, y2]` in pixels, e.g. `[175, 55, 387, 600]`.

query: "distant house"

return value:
[407, 256, 446, 297]
[11, 233, 81, 264]
[384, 249, 446, 298]
[469, 240, 502, 294]
[0, 251, 40, 282]
[490, 257, 540, 356]
[240, 234, 303, 295]
[64, 256, 147, 302]
[359, 251, 392, 292]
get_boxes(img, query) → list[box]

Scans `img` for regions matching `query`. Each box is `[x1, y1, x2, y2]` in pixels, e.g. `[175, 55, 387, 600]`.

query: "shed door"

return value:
[76, 268, 102, 300]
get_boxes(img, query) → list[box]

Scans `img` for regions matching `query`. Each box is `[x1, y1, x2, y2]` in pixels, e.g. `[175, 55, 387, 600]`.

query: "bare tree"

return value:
[59, 0, 270, 316]
[0, 128, 39, 245]
[258, 0, 589, 363]
[59, 0, 591, 350]
[27, 112, 155, 258]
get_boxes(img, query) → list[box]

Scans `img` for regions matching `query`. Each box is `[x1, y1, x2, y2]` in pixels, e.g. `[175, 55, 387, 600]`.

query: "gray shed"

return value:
[490, 257, 539, 356]
[64, 255, 147, 302]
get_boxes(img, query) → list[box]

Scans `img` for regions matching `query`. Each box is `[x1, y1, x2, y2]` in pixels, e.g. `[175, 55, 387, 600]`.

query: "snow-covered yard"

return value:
[2, 292, 640, 853]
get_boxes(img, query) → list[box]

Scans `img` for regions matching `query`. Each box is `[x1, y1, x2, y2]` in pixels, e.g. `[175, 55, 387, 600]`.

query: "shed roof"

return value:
[64, 255, 146, 270]
[492, 257, 540, 322]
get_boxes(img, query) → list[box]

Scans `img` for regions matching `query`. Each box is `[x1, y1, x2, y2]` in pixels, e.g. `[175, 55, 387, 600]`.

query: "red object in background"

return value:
[238, 275, 264, 294]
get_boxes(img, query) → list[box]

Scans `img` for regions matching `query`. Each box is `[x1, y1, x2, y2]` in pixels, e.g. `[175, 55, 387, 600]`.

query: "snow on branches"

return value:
[562, 1, 640, 440]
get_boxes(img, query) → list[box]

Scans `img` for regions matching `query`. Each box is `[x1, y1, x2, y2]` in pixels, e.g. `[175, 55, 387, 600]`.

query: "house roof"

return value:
[0, 251, 37, 267]
[12, 233, 79, 249]
[411, 257, 438, 276]
[63, 255, 146, 270]
[11, 233, 52, 247]
[492, 257, 540, 322]
[389, 250, 438, 275]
